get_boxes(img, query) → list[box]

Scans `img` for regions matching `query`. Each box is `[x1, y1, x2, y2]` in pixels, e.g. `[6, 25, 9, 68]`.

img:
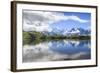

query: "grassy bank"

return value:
[23, 31, 90, 44]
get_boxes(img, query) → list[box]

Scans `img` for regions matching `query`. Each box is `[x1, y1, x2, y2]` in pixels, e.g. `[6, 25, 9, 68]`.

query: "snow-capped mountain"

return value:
[42, 28, 64, 36]
[63, 28, 91, 36]
[63, 28, 80, 36]
[30, 27, 91, 36]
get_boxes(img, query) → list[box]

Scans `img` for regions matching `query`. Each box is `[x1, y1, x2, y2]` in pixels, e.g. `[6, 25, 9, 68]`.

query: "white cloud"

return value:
[67, 15, 89, 23]
[23, 11, 89, 32]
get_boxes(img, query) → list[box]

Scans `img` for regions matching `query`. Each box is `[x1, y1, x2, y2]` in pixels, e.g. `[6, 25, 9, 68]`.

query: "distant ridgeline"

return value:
[23, 29, 91, 44]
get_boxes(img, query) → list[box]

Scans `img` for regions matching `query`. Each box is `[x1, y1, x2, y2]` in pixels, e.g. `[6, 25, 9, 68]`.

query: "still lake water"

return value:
[23, 40, 91, 63]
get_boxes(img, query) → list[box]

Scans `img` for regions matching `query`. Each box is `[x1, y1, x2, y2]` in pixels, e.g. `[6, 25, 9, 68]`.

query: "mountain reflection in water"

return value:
[23, 40, 91, 63]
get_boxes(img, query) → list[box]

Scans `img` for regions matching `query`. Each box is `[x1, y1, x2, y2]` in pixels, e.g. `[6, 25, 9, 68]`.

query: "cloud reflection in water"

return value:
[23, 40, 91, 63]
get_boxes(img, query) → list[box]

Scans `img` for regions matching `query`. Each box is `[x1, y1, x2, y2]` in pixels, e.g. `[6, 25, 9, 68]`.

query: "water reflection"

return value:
[23, 40, 91, 63]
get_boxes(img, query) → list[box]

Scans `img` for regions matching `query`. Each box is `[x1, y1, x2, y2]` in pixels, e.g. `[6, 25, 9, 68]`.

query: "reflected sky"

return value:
[23, 40, 91, 63]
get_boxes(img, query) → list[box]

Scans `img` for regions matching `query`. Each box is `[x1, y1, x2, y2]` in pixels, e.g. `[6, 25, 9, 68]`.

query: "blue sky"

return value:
[50, 12, 91, 31]
[23, 10, 91, 32]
